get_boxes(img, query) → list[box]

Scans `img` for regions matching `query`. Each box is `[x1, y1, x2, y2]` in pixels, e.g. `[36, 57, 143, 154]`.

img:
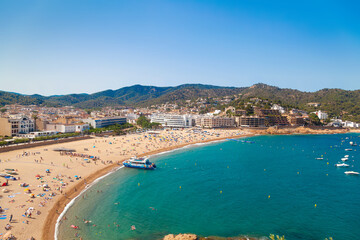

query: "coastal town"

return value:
[1, 0, 360, 239]
[1, 95, 359, 143]
[0, 97, 357, 239]
[0, 94, 355, 240]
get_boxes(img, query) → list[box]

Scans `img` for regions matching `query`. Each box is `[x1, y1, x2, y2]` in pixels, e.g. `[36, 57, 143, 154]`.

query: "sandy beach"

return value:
[0, 127, 353, 240]
[0, 128, 250, 240]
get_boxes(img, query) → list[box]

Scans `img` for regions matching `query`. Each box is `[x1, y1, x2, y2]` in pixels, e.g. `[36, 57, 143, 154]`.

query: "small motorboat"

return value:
[335, 163, 349, 167]
[344, 155, 349, 158]
[344, 171, 360, 175]
[341, 158, 349, 161]
[350, 142, 357, 146]
[315, 158, 323, 160]
[345, 149, 353, 151]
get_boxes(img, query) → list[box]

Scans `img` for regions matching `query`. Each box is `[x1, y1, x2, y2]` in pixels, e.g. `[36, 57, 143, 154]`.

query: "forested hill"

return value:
[0, 84, 240, 108]
[0, 83, 359, 121]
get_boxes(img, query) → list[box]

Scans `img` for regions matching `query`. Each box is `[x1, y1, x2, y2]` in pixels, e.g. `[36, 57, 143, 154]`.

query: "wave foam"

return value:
[54, 166, 124, 240]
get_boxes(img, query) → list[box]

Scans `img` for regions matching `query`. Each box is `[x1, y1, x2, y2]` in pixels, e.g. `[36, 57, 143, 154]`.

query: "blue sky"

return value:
[0, 0, 359, 95]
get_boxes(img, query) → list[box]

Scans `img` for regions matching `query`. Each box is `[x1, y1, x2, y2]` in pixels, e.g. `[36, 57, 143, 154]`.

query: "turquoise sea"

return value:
[57, 134, 360, 240]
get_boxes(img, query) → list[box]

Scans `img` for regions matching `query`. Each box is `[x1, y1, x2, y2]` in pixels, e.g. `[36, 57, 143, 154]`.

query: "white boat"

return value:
[123, 156, 156, 170]
[315, 158, 323, 160]
[345, 149, 352, 151]
[350, 141, 353, 145]
[335, 163, 349, 167]
[344, 155, 349, 158]
[344, 171, 359, 175]
[341, 158, 349, 161]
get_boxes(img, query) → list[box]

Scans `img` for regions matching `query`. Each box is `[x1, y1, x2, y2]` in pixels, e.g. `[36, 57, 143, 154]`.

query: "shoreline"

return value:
[44, 133, 255, 240]
[0, 127, 351, 240]
[45, 128, 355, 240]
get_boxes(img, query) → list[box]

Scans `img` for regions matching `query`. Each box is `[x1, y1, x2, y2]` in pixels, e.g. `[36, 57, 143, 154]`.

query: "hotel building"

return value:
[150, 114, 194, 128]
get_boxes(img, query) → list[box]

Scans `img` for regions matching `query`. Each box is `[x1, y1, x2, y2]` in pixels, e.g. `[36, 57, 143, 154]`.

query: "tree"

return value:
[136, 115, 161, 129]
[309, 113, 321, 125]
[245, 105, 254, 115]
[226, 109, 233, 117]
[32, 114, 38, 130]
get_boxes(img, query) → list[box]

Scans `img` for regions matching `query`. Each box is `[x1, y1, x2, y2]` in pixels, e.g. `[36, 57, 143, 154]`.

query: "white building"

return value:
[18, 131, 57, 139]
[213, 110, 221, 115]
[328, 119, 343, 127]
[313, 110, 328, 120]
[271, 104, 285, 114]
[342, 121, 359, 128]
[126, 113, 139, 124]
[150, 114, 194, 128]
[0, 115, 35, 136]
[46, 123, 89, 133]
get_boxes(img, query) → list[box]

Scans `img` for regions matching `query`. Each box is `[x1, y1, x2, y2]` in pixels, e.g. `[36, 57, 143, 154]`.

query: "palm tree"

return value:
[32, 114, 38, 131]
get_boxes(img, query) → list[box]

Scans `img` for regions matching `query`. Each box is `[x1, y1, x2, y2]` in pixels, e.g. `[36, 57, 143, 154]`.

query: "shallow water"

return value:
[58, 134, 360, 240]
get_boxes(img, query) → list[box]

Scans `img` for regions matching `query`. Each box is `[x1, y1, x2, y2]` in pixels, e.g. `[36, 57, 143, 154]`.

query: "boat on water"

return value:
[123, 157, 156, 170]
[315, 158, 323, 160]
[345, 149, 353, 151]
[344, 155, 349, 158]
[344, 171, 360, 175]
[336, 163, 349, 167]
[341, 158, 349, 161]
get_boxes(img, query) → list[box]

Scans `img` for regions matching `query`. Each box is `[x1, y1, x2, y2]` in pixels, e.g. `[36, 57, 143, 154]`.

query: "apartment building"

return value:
[46, 123, 89, 133]
[195, 116, 235, 128]
[287, 115, 305, 126]
[150, 114, 194, 128]
[235, 116, 265, 127]
[83, 117, 127, 128]
[0, 116, 35, 136]
[254, 108, 281, 116]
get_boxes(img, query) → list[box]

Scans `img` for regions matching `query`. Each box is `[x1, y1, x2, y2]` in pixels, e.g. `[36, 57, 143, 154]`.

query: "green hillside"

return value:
[0, 83, 359, 121]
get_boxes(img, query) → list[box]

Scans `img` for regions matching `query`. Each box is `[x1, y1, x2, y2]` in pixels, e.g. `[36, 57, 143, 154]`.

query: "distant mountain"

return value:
[0, 84, 234, 108]
[1, 83, 360, 121]
[0, 91, 44, 106]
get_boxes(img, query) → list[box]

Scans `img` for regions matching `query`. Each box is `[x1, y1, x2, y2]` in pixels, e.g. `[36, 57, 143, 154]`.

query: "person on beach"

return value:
[5, 223, 11, 230]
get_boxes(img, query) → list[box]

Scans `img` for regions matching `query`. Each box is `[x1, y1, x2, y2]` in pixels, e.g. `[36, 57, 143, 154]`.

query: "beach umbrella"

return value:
[35, 174, 41, 178]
